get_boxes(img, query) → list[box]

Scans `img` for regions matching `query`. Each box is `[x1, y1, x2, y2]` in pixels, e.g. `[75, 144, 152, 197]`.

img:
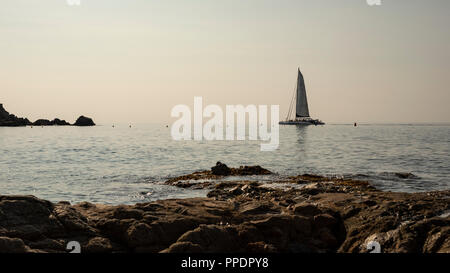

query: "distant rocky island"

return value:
[0, 104, 95, 127]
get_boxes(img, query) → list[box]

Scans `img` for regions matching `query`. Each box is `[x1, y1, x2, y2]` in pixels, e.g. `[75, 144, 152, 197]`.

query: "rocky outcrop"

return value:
[166, 163, 272, 187]
[0, 103, 95, 127]
[0, 165, 448, 253]
[33, 119, 71, 126]
[73, 116, 95, 126]
[211, 162, 232, 175]
[0, 104, 31, 127]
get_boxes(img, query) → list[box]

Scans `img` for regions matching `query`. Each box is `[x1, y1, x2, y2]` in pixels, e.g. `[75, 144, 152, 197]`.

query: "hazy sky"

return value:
[1, 0, 449, 124]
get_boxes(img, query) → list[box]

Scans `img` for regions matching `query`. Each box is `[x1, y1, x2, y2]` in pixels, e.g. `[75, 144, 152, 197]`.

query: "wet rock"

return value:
[211, 162, 231, 176]
[228, 186, 244, 196]
[166, 164, 272, 187]
[232, 165, 272, 176]
[211, 162, 272, 176]
[73, 116, 95, 126]
[395, 172, 418, 179]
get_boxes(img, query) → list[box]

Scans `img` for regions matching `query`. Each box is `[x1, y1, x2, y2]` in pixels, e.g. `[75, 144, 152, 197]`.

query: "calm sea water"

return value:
[0, 124, 449, 204]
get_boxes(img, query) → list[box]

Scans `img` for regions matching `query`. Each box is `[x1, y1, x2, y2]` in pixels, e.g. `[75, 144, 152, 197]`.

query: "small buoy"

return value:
[354, 122, 357, 127]
[166, 125, 169, 128]
[112, 125, 115, 128]
[129, 125, 132, 128]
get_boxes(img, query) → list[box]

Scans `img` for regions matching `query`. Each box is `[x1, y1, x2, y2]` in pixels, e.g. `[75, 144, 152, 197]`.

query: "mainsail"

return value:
[296, 69, 310, 118]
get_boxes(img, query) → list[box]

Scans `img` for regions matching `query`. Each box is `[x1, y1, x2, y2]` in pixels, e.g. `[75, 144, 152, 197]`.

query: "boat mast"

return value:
[286, 81, 296, 121]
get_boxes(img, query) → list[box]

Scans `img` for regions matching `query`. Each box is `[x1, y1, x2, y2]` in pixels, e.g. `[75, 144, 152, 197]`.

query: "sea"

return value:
[0, 124, 449, 204]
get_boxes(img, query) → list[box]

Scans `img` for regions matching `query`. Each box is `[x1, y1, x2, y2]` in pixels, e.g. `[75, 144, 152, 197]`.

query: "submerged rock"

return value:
[395, 172, 419, 179]
[211, 162, 273, 177]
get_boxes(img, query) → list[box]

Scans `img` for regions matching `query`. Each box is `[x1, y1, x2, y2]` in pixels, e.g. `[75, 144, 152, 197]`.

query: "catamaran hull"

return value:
[279, 120, 325, 126]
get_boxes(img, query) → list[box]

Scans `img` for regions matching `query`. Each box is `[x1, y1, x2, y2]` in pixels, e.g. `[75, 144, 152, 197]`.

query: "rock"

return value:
[85, 237, 113, 253]
[293, 203, 322, 217]
[423, 227, 450, 253]
[395, 172, 418, 179]
[314, 214, 338, 229]
[51, 118, 71, 126]
[73, 116, 95, 126]
[0, 167, 449, 253]
[33, 119, 53, 126]
[246, 241, 277, 253]
[161, 241, 203, 253]
[28, 238, 65, 252]
[166, 165, 272, 188]
[232, 165, 272, 175]
[211, 162, 231, 176]
[210, 162, 272, 176]
[240, 202, 281, 215]
[169, 225, 241, 252]
[318, 228, 339, 248]
[0, 103, 89, 127]
[32, 119, 70, 126]
[112, 207, 143, 220]
[228, 186, 244, 196]
[0, 104, 31, 127]
[0, 195, 64, 240]
[53, 204, 96, 235]
[126, 223, 154, 248]
[0, 237, 32, 253]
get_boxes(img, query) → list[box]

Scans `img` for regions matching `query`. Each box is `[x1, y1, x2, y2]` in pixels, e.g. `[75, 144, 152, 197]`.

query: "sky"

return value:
[1, 0, 449, 124]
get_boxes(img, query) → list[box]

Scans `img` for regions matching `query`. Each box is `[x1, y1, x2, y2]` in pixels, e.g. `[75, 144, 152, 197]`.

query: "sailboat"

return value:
[279, 68, 325, 125]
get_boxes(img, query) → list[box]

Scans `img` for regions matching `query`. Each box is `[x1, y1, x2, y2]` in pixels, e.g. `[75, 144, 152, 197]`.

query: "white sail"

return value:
[296, 69, 310, 118]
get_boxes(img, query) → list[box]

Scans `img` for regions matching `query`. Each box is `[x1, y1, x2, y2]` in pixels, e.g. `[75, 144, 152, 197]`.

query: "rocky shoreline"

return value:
[0, 104, 95, 127]
[0, 163, 448, 253]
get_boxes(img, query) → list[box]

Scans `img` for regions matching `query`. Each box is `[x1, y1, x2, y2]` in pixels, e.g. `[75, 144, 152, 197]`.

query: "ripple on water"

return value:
[0, 124, 449, 204]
